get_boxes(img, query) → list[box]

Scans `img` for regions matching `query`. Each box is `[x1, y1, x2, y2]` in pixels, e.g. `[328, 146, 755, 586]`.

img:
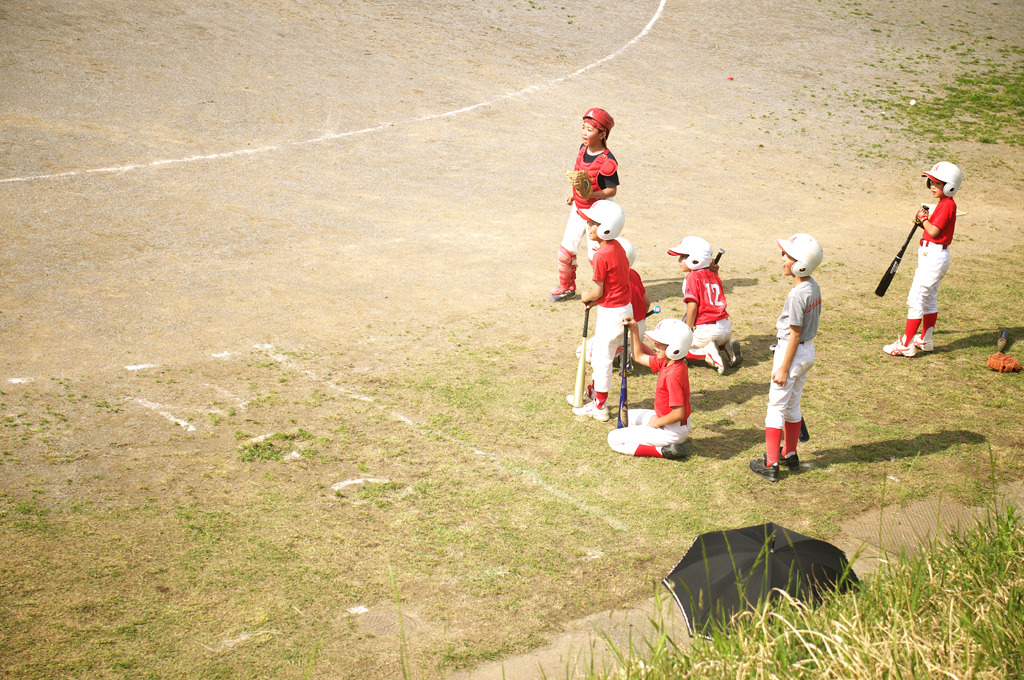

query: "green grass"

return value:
[591, 503, 1024, 679]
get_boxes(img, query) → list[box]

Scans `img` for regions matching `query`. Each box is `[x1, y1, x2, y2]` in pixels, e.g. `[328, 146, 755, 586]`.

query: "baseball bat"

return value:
[875, 220, 920, 297]
[997, 330, 1009, 353]
[799, 418, 809, 442]
[572, 306, 592, 408]
[714, 248, 724, 264]
[644, 304, 661, 319]
[617, 325, 629, 428]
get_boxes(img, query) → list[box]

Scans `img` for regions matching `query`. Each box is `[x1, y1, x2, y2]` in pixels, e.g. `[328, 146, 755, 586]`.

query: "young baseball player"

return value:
[667, 236, 741, 374]
[749, 234, 823, 482]
[550, 108, 620, 302]
[607, 317, 693, 459]
[575, 237, 654, 392]
[883, 161, 963, 357]
[569, 200, 630, 422]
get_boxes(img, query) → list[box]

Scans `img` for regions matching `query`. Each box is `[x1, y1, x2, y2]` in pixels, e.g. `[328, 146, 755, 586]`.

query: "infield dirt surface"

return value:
[2, 1, 1023, 678]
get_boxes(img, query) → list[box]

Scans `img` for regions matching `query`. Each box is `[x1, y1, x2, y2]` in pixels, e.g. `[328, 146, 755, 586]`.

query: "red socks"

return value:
[594, 391, 608, 409]
[765, 427, 783, 466]
[634, 444, 663, 458]
[783, 420, 802, 457]
[903, 318, 922, 343]
[921, 312, 938, 336]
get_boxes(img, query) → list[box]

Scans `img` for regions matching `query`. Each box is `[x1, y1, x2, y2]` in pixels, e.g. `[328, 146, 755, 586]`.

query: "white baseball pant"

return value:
[906, 242, 951, 318]
[608, 410, 690, 455]
[559, 205, 605, 264]
[688, 318, 733, 358]
[591, 304, 631, 393]
[765, 339, 815, 429]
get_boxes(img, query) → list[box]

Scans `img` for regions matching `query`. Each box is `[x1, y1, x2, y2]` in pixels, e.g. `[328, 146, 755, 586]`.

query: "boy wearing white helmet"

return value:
[750, 234, 823, 482]
[607, 317, 693, 459]
[883, 161, 963, 357]
[667, 236, 742, 374]
[571, 200, 631, 422]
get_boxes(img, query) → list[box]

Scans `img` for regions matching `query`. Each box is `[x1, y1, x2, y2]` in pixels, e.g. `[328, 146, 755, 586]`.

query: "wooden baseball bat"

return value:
[875, 220, 920, 297]
[617, 325, 629, 428]
[572, 306, 592, 408]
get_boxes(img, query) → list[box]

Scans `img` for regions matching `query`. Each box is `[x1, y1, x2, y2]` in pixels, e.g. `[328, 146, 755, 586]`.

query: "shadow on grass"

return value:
[931, 326, 1024, 355]
[694, 423, 765, 461]
[691, 379, 765, 410]
[813, 430, 987, 465]
[642, 277, 760, 309]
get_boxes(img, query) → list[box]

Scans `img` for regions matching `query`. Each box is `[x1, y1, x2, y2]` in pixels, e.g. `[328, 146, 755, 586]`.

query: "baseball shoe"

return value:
[782, 452, 801, 471]
[705, 344, 726, 374]
[912, 329, 934, 352]
[572, 401, 609, 422]
[883, 336, 916, 357]
[660, 441, 690, 461]
[724, 339, 743, 367]
[749, 456, 780, 482]
[549, 286, 576, 302]
[566, 382, 595, 407]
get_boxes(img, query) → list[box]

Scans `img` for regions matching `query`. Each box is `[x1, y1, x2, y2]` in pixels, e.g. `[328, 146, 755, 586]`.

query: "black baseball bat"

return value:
[617, 325, 629, 428]
[644, 304, 661, 319]
[714, 248, 724, 264]
[875, 221, 919, 297]
[799, 418, 809, 442]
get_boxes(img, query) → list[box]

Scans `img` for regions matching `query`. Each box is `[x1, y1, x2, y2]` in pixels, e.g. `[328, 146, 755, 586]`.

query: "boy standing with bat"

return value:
[570, 200, 631, 422]
[607, 317, 693, 459]
[750, 234, 823, 482]
[883, 161, 963, 357]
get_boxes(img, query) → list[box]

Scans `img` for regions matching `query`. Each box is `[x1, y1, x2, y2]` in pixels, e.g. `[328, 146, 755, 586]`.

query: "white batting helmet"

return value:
[777, 233, 823, 277]
[579, 200, 625, 240]
[645, 318, 693, 361]
[616, 237, 636, 267]
[923, 161, 963, 197]
[667, 236, 713, 270]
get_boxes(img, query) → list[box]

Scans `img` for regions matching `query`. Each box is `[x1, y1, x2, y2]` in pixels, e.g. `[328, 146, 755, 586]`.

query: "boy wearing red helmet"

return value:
[884, 161, 963, 357]
[550, 108, 621, 302]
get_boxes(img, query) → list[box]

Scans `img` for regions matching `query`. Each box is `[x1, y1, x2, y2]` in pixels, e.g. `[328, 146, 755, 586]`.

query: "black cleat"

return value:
[660, 441, 690, 461]
[782, 452, 800, 471]
[749, 456, 779, 482]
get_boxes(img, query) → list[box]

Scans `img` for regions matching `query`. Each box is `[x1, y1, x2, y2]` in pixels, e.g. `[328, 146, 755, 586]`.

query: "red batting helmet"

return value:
[583, 108, 614, 133]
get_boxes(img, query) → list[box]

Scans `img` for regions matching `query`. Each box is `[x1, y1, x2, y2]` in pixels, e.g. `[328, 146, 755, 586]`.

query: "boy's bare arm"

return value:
[685, 301, 698, 328]
[647, 405, 684, 429]
[772, 324, 802, 386]
[623, 317, 652, 368]
[581, 280, 604, 306]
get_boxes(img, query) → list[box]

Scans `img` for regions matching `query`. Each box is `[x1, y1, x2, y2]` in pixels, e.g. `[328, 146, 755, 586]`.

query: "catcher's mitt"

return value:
[566, 170, 592, 200]
[987, 353, 1022, 373]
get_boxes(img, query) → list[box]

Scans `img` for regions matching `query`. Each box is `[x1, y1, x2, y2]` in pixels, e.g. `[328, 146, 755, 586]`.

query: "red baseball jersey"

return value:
[592, 239, 630, 308]
[922, 196, 957, 247]
[649, 356, 691, 422]
[628, 269, 646, 320]
[682, 268, 730, 326]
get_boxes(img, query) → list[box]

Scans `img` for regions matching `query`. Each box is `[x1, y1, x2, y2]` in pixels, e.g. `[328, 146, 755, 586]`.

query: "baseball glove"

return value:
[987, 353, 1022, 372]
[566, 170, 592, 200]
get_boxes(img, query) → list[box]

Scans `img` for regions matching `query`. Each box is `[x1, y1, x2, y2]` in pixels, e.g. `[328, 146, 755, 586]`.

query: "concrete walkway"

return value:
[448, 481, 1024, 680]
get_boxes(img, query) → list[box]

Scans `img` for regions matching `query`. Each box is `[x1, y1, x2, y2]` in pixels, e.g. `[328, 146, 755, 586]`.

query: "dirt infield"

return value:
[2, 0, 1023, 677]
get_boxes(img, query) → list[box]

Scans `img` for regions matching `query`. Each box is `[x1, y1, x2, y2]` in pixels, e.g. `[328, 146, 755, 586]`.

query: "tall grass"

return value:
[595, 504, 1024, 679]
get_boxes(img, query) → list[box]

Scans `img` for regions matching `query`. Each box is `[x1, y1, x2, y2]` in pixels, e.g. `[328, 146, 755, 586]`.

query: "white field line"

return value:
[130, 398, 196, 431]
[0, 1, 666, 185]
[474, 449, 629, 532]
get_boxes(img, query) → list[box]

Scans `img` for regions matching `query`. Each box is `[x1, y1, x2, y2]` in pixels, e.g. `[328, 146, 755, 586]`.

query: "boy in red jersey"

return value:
[570, 200, 630, 422]
[607, 317, 693, 460]
[667, 236, 742, 374]
[883, 161, 964, 357]
[550, 108, 621, 302]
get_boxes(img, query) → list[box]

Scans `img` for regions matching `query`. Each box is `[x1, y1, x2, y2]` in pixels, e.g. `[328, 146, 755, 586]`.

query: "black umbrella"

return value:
[662, 522, 859, 637]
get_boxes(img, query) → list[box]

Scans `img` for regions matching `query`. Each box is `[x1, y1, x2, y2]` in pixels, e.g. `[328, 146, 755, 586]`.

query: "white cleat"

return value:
[724, 339, 743, 367]
[912, 328, 934, 352]
[705, 343, 726, 374]
[572, 402, 609, 422]
[883, 336, 917, 357]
